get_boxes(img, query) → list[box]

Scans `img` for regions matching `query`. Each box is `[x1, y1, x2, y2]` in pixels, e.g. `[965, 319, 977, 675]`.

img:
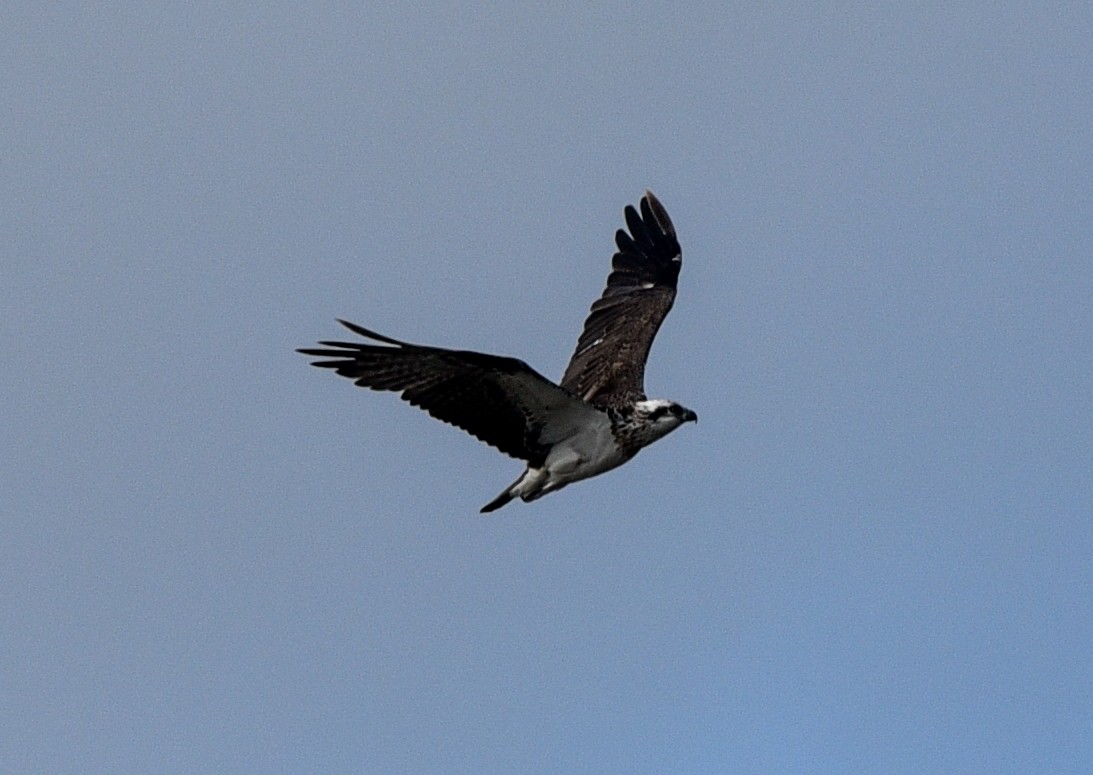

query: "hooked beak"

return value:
[683, 409, 698, 424]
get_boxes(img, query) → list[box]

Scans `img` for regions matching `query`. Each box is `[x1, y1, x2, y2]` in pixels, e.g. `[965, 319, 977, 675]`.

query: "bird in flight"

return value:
[298, 191, 696, 512]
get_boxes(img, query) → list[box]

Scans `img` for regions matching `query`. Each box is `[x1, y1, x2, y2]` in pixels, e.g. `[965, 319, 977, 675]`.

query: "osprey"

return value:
[298, 191, 696, 512]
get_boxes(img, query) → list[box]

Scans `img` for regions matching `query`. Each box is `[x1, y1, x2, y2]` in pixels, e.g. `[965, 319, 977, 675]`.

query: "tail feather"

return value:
[480, 467, 541, 513]
[479, 467, 549, 513]
[480, 489, 515, 513]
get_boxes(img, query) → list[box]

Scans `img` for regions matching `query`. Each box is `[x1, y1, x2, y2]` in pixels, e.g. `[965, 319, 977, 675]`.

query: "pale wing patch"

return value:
[575, 336, 605, 358]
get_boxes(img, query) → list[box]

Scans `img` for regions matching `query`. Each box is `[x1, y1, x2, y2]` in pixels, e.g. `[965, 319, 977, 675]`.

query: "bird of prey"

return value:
[298, 191, 696, 512]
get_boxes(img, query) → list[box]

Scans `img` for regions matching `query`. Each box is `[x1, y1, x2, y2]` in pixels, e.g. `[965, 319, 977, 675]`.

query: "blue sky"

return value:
[4, 3, 1091, 773]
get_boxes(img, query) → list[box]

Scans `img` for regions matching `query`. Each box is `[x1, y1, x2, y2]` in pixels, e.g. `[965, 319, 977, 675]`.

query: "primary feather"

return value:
[298, 192, 695, 512]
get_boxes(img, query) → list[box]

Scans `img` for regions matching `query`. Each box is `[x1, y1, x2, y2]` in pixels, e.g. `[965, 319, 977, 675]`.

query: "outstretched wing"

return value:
[298, 319, 599, 467]
[560, 191, 682, 407]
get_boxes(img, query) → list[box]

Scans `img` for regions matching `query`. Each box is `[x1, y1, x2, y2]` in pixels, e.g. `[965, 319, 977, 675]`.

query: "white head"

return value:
[633, 398, 698, 437]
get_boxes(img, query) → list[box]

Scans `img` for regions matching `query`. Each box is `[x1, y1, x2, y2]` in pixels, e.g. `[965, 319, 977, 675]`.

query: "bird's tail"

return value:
[479, 489, 515, 513]
[480, 466, 554, 513]
[480, 467, 544, 513]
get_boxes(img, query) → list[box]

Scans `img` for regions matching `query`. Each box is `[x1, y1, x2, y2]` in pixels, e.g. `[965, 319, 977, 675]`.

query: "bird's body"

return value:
[298, 192, 696, 512]
[480, 397, 691, 512]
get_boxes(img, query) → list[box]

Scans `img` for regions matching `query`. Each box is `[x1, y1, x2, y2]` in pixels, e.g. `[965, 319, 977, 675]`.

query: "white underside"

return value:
[507, 412, 630, 502]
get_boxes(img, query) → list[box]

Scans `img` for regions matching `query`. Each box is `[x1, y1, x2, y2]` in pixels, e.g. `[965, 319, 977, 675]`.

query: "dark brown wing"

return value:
[560, 191, 682, 407]
[298, 319, 598, 467]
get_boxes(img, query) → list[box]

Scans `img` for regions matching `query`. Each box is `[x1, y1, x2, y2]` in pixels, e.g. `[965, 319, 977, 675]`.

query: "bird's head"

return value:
[634, 398, 698, 435]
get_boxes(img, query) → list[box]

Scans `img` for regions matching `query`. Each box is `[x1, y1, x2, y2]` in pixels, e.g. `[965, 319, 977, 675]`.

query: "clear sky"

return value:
[4, 3, 1091, 773]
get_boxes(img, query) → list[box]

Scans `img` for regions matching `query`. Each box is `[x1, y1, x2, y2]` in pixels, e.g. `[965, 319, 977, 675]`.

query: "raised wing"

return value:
[298, 319, 598, 467]
[560, 191, 682, 406]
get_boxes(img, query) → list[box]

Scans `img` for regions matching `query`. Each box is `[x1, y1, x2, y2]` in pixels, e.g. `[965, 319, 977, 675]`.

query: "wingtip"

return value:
[336, 317, 365, 335]
[640, 190, 675, 238]
[334, 319, 410, 347]
[643, 189, 665, 212]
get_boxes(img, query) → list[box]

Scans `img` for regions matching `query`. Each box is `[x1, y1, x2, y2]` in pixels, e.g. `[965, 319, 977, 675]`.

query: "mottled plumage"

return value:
[562, 193, 682, 406]
[298, 192, 695, 512]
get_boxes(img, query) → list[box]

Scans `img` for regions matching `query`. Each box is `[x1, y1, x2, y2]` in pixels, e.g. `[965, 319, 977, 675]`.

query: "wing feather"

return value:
[560, 191, 682, 406]
[298, 320, 596, 466]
